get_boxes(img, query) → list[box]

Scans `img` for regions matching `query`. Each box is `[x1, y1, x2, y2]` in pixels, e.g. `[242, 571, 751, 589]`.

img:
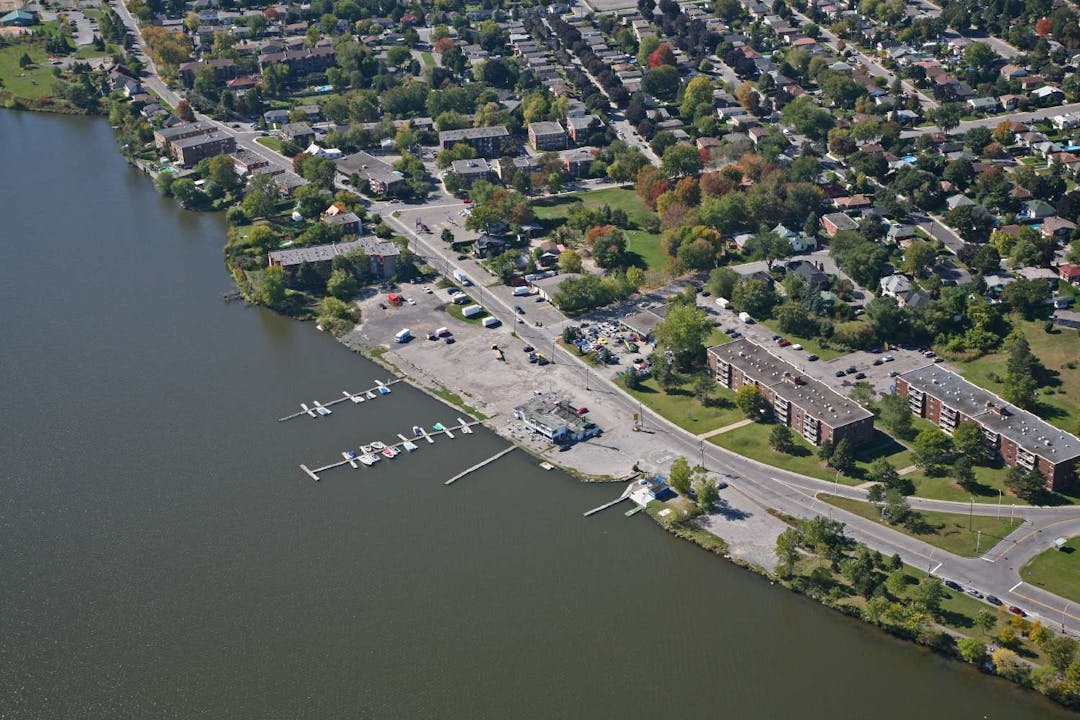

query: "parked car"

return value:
[778, 338, 791, 347]
[522, 345, 534, 353]
[888, 370, 899, 377]
[444, 336, 455, 344]
[576, 407, 589, 415]
[944, 580, 963, 592]
[966, 588, 984, 599]
[854, 372, 866, 380]
[846, 367, 857, 374]
[515, 305, 525, 314]
[872, 359, 883, 366]
[835, 370, 846, 378]
[791, 344, 803, 351]
[884, 355, 894, 362]
[1008, 606, 1027, 617]
[986, 595, 1003, 606]
[806, 354, 819, 361]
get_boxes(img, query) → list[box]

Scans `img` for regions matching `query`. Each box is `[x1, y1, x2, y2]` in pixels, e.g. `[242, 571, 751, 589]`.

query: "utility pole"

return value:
[969, 495, 973, 531]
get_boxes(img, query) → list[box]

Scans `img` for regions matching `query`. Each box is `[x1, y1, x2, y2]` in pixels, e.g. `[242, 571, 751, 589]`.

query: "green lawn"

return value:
[532, 187, 657, 229]
[625, 229, 666, 271]
[705, 327, 732, 347]
[0, 43, 57, 101]
[904, 464, 1033, 505]
[627, 374, 746, 435]
[421, 51, 435, 68]
[1020, 537, 1080, 604]
[954, 317, 1080, 436]
[444, 301, 485, 325]
[758, 318, 846, 360]
[256, 136, 284, 153]
[821, 495, 1022, 557]
[709, 424, 912, 485]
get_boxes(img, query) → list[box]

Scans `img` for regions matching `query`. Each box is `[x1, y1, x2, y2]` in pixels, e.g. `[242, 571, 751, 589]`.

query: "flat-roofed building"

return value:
[708, 338, 875, 447]
[268, 236, 400, 279]
[897, 364, 1080, 490]
[513, 392, 600, 445]
[335, 152, 406, 196]
[527, 121, 567, 151]
[171, 131, 236, 167]
[153, 121, 216, 153]
[438, 125, 511, 157]
[450, 158, 494, 185]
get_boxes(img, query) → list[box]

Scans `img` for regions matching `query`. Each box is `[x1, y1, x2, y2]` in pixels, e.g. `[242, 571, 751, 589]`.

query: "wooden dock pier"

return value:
[300, 464, 320, 482]
[444, 446, 516, 485]
[277, 379, 404, 422]
[583, 484, 634, 517]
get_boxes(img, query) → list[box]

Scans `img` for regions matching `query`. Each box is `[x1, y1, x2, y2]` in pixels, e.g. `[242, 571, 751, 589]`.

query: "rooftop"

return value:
[268, 237, 399, 267]
[528, 120, 565, 136]
[709, 338, 874, 427]
[901, 364, 1080, 464]
[439, 125, 510, 142]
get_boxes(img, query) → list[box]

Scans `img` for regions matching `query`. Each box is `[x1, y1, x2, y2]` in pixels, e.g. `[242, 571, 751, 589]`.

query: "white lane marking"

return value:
[930, 562, 942, 575]
[1010, 581, 1024, 592]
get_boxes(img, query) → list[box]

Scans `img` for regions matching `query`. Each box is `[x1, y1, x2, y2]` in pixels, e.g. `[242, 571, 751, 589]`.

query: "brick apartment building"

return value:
[438, 126, 511, 157]
[527, 121, 567, 151]
[897, 365, 1080, 489]
[708, 339, 875, 447]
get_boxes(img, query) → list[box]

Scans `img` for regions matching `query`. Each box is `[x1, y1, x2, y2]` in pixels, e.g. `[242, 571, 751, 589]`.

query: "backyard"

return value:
[821, 495, 1022, 557]
[1020, 537, 1080, 604]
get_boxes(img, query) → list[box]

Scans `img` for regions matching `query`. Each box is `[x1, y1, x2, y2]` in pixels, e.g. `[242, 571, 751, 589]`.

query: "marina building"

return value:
[896, 365, 1080, 489]
[707, 339, 874, 447]
[513, 393, 600, 446]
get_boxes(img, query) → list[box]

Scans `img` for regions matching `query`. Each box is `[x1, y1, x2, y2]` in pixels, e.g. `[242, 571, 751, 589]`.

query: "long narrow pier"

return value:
[277, 379, 404, 421]
[583, 484, 635, 517]
[444, 446, 516, 485]
[299, 419, 484, 480]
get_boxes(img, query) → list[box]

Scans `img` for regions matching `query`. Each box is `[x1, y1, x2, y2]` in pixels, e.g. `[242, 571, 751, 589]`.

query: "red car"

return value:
[462, 198, 471, 204]
[778, 338, 792, 347]
[1008, 606, 1027, 617]
[576, 407, 589, 415]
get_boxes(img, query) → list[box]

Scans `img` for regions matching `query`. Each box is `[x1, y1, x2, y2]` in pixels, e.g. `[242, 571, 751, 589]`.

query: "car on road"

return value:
[966, 588, 984, 599]
[806, 354, 819, 361]
[515, 305, 525, 314]
[456, 254, 467, 260]
[778, 338, 791, 347]
[1008, 606, 1027, 617]
[986, 595, 1003, 606]
[944, 580, 963, 591]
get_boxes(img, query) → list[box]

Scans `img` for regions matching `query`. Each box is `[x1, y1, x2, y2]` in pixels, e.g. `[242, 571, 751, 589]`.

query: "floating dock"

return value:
[277, 379, 404, 421]
[444, 446, 516, 485]
[298, 419, 484, 480]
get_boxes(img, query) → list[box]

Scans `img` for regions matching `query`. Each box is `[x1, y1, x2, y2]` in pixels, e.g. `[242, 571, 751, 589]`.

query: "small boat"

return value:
[411, 426, 423, 437]
[360, 444, 375, 454]
[378, 385, 391, 395]
[342, 450, 359, 468]
[316, 406, 331, 416]
[434, 422, 453, 439]
[358, 454, 379, 466]
[366, 390, 376, 399]
[381, 446, 399, 459]
[370, 441, 386, 450]
[348, 393, 365, 403]
[433, 423, 446, 432]
[401, 440, 418, 452]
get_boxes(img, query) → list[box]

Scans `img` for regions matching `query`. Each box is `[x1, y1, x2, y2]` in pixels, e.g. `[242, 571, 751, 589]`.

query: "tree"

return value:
[770, 424, 796, 453]
[1002, 277, 1052, 320]
[781, 95, 835, 139]
[1003, 330, 1039, 409]
[559, 249, 583, 273]
[731, 278, 779, 319]
[637, 35, 660, 66]
[1047, 636, 1078, 673]
[745, 230, 791, 270]
[930, 103, 961, 134]
[868, 457, 900, 488]
[903, 240, 937, 276]
[736, 384, 768, 419]
[775, 527, 803, 578]
[242, 175, 278, 219]
[958, 637, 988, 665]
[642, 65, 680, 101]
[680, 75, 714, 120]
[706, 266, 739, 299]
[660, 144, 702, 178]
[877, 392, 914, 440]
[647, 42, 676, 67]
[326, 267, 359, 300]
[176, 99, 195, 122]
[913, 428, 953, 475]
[952, 460, 977, 491]
[654, 304, 712, 370]
[1005, 466, 1045, 502]
[255, 265, 286, 308]
[669, 457, 693, 495]
[587, 225, 628, 270]
[694, 476, 720, 510]
[829, 438, 854, 474]
[991, 647, 1022, 676]
[912, 576, 944, 616]
[952, 421, 988, 465]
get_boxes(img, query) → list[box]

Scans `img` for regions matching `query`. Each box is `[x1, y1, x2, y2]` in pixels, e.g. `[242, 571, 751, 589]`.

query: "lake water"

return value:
[0, 111, 1072, 719]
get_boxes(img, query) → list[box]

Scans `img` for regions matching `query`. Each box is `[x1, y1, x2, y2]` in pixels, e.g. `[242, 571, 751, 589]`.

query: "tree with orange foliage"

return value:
[1035, 17, 1052, 36]
[647, 43, 676, 68]
[635, 166, 670, 209]
[699, 171, 734, 198]
[433, 37, 455, 53]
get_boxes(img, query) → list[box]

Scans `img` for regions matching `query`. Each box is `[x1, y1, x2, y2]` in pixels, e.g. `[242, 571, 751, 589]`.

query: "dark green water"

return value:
[0, 111, 1072, 719]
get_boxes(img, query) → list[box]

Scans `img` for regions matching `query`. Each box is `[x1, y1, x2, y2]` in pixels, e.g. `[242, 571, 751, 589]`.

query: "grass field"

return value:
[256, 136, 284, 153]
[0, 43, 56, 101]
[758, 318, 846, 360]
[709, 424, 912, 485]
[421, 51, 435, 68]
[821, 495, 1022, 557]
[625, 229, 665, 271]
[626, 374, 745, 435]
[955, 317, 1080, 436]
[1020, 537, 1080, 604]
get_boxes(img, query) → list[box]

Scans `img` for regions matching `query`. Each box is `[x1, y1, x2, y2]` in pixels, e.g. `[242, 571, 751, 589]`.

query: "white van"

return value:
[462, 304, 484, 318]
[482, 316, 501, 328]
[512, 286, 533, 297]
[715, 297, 730, 309]
[394, 328, 412, 343]
[435, 327, 450, 338]
[738, 311, 753, 324]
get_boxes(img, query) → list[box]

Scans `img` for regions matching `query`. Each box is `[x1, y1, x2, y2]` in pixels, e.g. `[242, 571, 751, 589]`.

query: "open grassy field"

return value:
[626, 374, 745, 435]
[421, 51, 435, 68]
[758, 318, 846, 360]
[821, 495, 1022, 557]
[709, 424, 913, 486]
[0, 43, 57, 101]
[955, 317, 1080, 436]
[256, 136, 284, 153]
[1020, 537, 1080, 604]
[625, 229, 666, 271]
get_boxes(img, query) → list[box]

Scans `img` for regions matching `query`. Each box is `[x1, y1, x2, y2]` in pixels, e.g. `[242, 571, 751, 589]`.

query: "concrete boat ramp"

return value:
[278, 378, 404, 421]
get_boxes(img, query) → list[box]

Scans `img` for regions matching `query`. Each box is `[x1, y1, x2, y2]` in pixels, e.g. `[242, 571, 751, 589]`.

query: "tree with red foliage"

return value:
[434, 37, 455, 53]
[1035, 17, 1052, 36]
[647, 43, 676, 68]
[264, 7, 279, 20]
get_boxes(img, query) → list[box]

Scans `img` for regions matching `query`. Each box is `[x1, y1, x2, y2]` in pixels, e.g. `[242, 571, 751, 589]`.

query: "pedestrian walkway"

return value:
[898, 464, 917, 475]
[696, 418, 752, 440]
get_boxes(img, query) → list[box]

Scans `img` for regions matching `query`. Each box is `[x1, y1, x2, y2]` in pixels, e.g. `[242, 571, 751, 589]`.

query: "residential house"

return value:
[1043, 216, 1078, 241]
[821, 212, 858, 236]
[177, 59, 238, 89]
[560, 147, 596, 177]
[772, 223, 816, 252]
[1058, 263, 1080, 285]
[281, 122, 315, 146]
[322, 211, 361, 235]
[474, 234, 510, 258]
